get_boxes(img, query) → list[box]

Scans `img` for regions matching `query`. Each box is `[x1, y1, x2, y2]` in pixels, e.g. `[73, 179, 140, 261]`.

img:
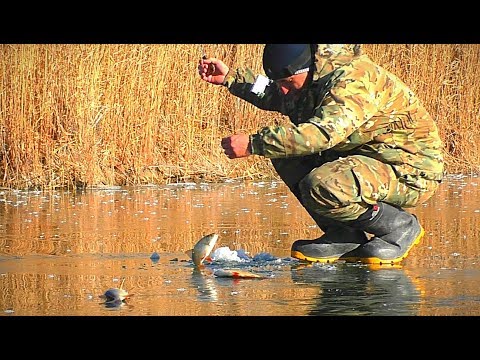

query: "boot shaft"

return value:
[343, 202, 424, 263]
[353, 202, 416, 239]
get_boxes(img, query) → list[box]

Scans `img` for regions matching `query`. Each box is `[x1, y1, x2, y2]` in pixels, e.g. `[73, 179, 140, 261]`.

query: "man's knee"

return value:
[297, 157, 380, 221]
[298, 167, 355, 216]
[299, 161, 360, 206]
[299, 172, 368, 221]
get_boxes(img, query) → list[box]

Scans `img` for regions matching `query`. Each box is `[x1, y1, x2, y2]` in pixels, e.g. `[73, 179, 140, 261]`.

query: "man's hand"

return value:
[221, 134, 252, 159]
[198, 57, 229, 85]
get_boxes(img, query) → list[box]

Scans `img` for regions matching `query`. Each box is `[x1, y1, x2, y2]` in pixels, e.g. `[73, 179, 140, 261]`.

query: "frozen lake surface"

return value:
[1, 174, 479, 316]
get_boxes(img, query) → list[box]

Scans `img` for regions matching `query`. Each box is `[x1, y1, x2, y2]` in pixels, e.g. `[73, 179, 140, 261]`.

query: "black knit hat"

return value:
[262, 44, 313, 80]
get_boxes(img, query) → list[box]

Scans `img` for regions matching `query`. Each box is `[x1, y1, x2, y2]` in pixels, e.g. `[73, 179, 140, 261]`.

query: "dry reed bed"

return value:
[0, 44, 478, 190]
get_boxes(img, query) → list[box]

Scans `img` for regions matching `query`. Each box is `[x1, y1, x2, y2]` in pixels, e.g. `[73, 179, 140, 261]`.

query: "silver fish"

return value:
[188, 233, 219, 267]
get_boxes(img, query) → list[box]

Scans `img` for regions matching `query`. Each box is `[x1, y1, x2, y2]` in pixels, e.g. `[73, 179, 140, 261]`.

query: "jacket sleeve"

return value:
[223, 67, 284, 112]
[249, 69, 381, 158]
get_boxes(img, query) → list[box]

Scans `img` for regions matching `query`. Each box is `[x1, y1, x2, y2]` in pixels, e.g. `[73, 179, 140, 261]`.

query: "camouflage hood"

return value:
[313, 44, 362, 78]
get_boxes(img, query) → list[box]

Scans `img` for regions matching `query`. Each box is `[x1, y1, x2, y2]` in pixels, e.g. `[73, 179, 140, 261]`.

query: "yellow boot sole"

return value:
[290, 251, 341, 264]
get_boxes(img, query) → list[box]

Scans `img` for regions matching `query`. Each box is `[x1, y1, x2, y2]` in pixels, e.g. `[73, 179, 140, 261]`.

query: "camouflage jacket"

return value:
[223, 44, 444, 181]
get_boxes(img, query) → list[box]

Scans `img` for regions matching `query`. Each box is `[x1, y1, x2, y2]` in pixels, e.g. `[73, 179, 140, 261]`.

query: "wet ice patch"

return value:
[236, 249, 251, 260]
[252, 252, 277, 262]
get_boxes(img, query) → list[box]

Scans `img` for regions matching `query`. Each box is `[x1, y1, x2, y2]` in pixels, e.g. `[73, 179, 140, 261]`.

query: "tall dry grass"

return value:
[0, 44, 479, 189]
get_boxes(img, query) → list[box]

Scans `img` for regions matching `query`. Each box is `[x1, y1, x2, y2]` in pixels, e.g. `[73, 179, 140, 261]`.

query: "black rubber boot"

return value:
[341, 202, 424, 265]
[291, 219, 369, 264]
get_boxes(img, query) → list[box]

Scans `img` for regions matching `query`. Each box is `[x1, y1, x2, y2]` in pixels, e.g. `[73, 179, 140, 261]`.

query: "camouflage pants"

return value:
[271, 154, 440, 223]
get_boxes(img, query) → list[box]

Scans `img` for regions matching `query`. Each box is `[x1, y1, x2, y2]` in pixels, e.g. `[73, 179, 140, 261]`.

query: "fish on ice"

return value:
[186, 233, 219, 267]
[213, 268, 265, 279]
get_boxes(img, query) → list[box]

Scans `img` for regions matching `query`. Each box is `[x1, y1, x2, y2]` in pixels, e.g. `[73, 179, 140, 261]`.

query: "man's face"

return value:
[275, 71, 309, 95]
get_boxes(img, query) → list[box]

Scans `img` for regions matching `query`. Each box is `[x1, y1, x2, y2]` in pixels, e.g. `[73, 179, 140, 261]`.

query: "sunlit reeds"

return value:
[1, 44, 478, 189]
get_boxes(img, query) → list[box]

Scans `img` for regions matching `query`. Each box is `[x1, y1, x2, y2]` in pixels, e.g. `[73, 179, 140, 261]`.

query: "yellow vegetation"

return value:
[0, 44, 478, 189]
